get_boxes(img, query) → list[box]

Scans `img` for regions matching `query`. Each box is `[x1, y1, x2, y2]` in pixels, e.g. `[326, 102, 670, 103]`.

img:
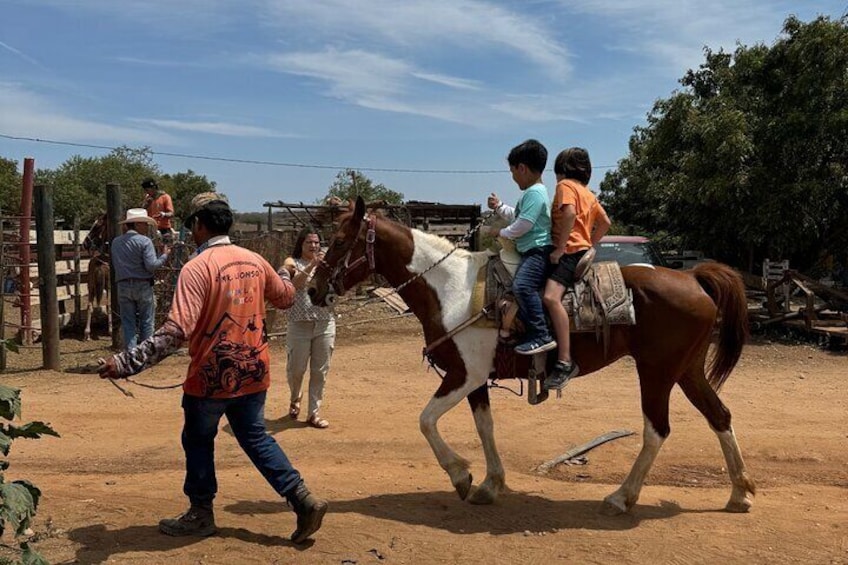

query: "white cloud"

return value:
[264, 0, 572, 79]
[0, 82, 179, 144]
[132, 118, 290, 138]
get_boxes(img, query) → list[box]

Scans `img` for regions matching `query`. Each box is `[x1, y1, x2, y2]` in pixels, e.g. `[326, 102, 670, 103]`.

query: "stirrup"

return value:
[527, 354, 549, 405]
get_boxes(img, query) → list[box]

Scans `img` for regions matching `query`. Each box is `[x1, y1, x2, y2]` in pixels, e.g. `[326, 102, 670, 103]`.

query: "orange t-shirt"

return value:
[168, 243, 295, 398]
[551, 179, 601, 254]
[145, 191, 174, 230]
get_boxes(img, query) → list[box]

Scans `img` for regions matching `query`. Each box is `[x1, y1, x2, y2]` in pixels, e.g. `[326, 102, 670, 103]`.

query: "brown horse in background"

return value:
[309, 197, 755, 515]
[81, 213, 111, 340]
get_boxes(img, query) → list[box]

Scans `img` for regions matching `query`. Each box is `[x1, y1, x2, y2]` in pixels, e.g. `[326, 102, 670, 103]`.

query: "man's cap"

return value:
[184, 192, 230, 228]
[119, 208, 157, 227]
[141, 177, 158, 189]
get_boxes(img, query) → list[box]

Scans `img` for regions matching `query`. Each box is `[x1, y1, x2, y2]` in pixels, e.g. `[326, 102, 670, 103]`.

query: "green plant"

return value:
[0, 384, 59, 565]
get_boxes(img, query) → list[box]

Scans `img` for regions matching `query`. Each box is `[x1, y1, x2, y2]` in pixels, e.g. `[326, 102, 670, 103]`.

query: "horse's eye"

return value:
[333, 239, 345, 249]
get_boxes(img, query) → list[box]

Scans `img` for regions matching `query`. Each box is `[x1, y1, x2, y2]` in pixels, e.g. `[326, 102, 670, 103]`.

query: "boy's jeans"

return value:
[181, 391, 303, 508]
[513, 246, 552, 340]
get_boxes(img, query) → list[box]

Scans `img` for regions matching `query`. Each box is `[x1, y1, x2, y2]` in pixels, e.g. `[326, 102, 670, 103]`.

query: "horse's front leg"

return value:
[419, 372, 484, 501]
[465, 384, 505, 505]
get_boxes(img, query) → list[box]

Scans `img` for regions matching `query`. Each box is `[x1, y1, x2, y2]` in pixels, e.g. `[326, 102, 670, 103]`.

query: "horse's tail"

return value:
[693, 262, 749, 392]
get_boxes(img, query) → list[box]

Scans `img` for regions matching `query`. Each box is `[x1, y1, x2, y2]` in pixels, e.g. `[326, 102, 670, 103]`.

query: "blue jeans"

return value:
[117, 279, 155, 350]
[182, 391, 302, 508]
[513, 246, 552, 339]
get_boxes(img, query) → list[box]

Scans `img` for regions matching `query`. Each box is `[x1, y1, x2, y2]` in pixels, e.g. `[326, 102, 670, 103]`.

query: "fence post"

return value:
[19, 157, 34, 345]
[34, 185, 60, 370]
[106, 183, 123, 351]
[73, 216, 82, 324]
[0, 211, 5, 372]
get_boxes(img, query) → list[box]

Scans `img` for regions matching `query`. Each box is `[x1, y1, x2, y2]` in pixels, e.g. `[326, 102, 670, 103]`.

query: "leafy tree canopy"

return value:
[323, 169, 404, 205]
[599, 15, 848, 274]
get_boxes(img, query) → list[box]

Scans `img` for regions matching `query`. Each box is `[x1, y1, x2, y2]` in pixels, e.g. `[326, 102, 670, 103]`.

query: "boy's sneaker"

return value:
[544, 361, 580, 391]
[514, 335, 557, 355]
[159, 506, 216, 537]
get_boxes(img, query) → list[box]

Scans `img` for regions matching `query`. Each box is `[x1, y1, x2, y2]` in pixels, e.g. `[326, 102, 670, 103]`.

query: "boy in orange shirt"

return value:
[542, 148, 611, 391]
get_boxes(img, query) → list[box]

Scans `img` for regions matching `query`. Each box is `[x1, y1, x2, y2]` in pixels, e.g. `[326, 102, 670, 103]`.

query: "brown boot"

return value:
[158, 505, 216, 537]
[289, 483, 328, 544]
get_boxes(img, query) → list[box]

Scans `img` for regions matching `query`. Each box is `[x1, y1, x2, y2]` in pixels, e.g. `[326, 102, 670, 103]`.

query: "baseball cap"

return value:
[184, 191, 230, 228]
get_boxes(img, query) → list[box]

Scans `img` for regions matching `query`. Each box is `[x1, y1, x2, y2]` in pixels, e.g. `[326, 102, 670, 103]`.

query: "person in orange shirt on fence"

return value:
[142, 177, 175, 242]
[542, 147, 611, 391]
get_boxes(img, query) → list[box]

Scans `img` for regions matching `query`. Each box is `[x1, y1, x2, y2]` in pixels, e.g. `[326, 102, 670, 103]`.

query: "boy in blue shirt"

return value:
[486, 139, 556, 355]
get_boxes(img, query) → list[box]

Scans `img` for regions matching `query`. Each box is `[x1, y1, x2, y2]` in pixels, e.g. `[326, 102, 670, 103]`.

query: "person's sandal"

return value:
[307, 415, 329, 429]
[289, 401, 301, 420]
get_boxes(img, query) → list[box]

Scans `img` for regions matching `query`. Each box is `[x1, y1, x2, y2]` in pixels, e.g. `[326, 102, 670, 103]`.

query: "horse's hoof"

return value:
[467, 486, 496, 505]
[725, 499, 752, 513]
[454, 473, 473, 500]
[600, 498, 628, 516]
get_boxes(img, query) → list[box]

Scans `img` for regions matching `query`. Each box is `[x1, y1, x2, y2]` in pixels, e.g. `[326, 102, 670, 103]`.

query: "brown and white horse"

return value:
[82, 213, 112, 340]
[309, 197, 755, 514]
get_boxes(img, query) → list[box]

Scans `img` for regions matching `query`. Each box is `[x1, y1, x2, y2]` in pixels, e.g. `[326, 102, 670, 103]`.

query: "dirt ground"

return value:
[1, 305, 846, 565]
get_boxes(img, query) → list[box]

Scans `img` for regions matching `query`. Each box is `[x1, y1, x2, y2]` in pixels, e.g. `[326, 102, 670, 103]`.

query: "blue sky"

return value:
[1, 1, 845, 212]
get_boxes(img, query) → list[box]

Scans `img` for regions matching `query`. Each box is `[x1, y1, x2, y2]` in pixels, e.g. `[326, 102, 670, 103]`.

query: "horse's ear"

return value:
[353, 196, 366, 222]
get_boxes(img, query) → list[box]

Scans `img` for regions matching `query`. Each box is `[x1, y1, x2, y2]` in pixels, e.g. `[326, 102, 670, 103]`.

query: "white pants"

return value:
[286, 319, 336, 418]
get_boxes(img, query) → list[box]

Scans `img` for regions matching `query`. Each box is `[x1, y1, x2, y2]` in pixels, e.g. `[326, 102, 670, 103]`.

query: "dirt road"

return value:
[2, 315, 846, 564]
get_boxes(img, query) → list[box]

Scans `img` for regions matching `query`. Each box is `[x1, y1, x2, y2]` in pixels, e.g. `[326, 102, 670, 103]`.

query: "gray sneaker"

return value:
[543, 361, 579, 391]
[290, 483, 328, 544]
[159, 506, 216, 537]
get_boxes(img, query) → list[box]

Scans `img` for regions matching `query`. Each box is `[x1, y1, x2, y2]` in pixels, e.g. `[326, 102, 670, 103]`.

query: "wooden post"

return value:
[73, 216, 82, 324]
[33, 185, 60, 370]
[106, 183, 123, 351]
[267, 205, 273, 232]
[19, 158, 34, 345]
[0, 211, 6, 372]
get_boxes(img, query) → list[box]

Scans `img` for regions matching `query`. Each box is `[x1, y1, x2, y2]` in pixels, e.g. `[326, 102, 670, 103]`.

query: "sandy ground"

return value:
[1, 309, 846, 565]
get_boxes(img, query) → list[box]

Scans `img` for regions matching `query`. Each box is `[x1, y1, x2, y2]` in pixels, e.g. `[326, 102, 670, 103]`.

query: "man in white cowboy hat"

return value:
[111, 208, 171, 349]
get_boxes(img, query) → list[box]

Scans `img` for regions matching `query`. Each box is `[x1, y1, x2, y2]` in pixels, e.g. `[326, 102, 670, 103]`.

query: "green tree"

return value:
[36, 146, 159, 225]
[600, 15, 848, 273]
[324, 169, 404, 205]
[158, 169, 218, 225]
[0, 158, 22, 215]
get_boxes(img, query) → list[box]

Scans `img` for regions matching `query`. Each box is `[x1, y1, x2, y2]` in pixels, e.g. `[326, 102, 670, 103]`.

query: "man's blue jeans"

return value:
[117, 279, 155, 350]
[181, 391, 303, 508]
[513, 246, 552, 340]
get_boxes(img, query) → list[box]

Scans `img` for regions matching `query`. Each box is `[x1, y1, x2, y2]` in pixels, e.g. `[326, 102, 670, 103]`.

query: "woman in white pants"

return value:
[281, 227, 336, 428]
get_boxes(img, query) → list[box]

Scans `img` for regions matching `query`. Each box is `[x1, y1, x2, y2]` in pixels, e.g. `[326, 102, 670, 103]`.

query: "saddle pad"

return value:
[566, 261, 635, 332]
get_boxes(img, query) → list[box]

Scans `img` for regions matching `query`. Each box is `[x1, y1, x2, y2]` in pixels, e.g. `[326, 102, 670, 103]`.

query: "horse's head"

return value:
[309, 196, 374, 307]
[83, 213, 109, 254]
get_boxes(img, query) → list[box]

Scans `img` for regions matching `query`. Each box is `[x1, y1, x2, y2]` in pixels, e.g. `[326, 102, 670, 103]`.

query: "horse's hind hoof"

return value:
[725, 499, 752, 513]
[454, 473, 473, 500]
[600, 498, 628, 516]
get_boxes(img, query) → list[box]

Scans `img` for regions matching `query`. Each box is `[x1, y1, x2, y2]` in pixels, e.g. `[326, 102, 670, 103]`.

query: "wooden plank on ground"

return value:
[372, 287, 410, 313]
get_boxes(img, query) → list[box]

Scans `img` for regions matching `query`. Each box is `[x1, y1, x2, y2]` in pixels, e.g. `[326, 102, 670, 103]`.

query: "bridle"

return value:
[325, 214, 377, 295]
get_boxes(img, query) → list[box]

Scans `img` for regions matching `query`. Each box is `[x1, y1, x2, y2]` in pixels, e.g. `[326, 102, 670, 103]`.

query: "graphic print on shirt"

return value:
[197, 312, 268, 397]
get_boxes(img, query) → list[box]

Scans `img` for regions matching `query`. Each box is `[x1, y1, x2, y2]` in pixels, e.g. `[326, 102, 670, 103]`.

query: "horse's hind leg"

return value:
[84, 302, 93, 341]
[419, 372, 487, 502]
[678, 369, 756, 513]
[602, 369, 674, 515]
[465, 384, 505, 505]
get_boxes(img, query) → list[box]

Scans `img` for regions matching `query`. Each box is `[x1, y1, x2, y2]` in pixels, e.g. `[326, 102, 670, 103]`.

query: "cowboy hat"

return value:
[184, 192, 230, 228]
[119, 208, 157, 227]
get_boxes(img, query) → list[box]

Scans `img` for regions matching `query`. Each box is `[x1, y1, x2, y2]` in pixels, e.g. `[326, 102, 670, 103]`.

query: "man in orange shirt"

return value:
[542, 148, 611, 391]
[142, 177, 175, 241]
[99, 193, 328, 544]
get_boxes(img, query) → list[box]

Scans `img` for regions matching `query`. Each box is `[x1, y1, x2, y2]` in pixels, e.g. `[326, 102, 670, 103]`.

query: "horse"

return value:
[309, 197, 756, 514]
[81, 213, 112, 340]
